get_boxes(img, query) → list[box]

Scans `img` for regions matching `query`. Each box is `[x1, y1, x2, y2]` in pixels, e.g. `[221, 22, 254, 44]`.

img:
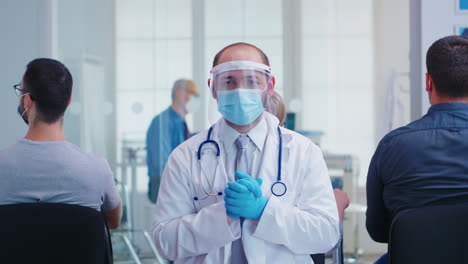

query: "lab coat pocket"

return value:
[192, 191, 219, 212]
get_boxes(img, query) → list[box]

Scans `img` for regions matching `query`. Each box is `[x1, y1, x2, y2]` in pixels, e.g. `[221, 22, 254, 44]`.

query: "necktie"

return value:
[235, 135, 251, 174]
[184, 122, 190, 139]
[231, 135, 250, 263]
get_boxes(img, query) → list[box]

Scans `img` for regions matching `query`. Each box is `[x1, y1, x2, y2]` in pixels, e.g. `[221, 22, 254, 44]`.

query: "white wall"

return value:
[301, 0, 375, 188]
[56, 0, 116, 168]
[410, 0, 423, 121]
[0, 0, 53, 149]
[361, 0, 411, 255]
[374, 0, 411, 142]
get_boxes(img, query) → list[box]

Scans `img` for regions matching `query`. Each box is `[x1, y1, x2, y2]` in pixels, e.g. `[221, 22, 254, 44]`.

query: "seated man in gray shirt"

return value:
[0, 58, 122, 229]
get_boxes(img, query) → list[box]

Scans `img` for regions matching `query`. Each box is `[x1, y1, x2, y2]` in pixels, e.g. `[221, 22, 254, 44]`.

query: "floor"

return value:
[321, 253, 381, 264]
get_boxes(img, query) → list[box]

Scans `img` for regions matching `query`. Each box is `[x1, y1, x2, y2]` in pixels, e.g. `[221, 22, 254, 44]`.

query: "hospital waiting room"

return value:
[2, 0, 468, 263]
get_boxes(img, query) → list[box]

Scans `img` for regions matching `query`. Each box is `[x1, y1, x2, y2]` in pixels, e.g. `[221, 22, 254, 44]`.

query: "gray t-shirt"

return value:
[0, 139, 121, 211]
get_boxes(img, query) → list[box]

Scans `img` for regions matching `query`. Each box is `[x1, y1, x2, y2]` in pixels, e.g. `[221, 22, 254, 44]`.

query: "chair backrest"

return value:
[388, 204, 468, 264]
[0, 203, 113, 264]
[311, 253, 325, 264]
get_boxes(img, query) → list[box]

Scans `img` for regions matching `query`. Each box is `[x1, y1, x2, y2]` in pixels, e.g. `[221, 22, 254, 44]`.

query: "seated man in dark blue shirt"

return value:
[366, 35, 468, 263]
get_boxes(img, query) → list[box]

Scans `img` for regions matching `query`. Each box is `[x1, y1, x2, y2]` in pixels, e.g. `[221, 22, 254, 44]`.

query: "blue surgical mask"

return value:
[17, 105, 29, 125]
[17, 94, 29, 125]
[217, 88, 264, 125]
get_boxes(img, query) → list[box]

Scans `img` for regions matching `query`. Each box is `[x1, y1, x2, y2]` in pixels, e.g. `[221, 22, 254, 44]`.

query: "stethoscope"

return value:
[194, 125, 287, 201]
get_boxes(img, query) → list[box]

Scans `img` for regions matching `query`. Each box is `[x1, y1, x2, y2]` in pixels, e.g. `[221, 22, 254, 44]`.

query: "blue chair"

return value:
[388, 204, 468, 264]
[0, 203, 113, 264]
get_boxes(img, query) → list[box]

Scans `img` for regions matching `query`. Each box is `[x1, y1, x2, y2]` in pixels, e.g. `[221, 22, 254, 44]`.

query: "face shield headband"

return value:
[209, 60, 273, 92]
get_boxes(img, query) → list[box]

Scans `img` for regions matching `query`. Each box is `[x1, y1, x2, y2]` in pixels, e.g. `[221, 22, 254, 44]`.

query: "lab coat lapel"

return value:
[279, 133, 291, 190]
[253, 114, 291, 198]
[211, 129, 229, 195]
[243, 114, 292, 264]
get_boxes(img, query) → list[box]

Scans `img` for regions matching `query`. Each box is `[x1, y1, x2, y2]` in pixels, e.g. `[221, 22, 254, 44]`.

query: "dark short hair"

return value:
[22, 58, 73, 123]
[426, 36, 468, 98]
[212, 42, 270, 67]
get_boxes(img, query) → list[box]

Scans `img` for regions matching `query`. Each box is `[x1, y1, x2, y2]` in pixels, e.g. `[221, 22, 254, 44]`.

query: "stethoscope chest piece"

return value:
[271, 181, 287, 197]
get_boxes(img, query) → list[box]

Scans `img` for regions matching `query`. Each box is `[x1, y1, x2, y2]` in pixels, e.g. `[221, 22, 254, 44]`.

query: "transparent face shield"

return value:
[210, 60, 272, 92]
[209, 61, 275, 126]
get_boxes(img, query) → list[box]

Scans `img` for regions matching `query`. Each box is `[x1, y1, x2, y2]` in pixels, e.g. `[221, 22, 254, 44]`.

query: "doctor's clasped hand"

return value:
[224, 171, 267, 220]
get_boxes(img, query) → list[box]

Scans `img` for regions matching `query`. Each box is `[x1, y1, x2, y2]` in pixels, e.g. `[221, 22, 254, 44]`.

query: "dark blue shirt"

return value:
[366, 103, 468, 243]
[146, 107, 188, 178]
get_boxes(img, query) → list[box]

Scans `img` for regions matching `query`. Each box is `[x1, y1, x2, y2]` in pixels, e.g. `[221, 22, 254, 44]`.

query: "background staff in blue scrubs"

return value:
[146, 79, 199, 203]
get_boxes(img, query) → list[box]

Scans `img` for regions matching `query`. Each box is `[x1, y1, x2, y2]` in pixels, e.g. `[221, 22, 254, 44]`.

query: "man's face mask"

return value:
[17, 93, 30, 125]
[216, 88, 264, 125]
[210, 61, 273, 125]
[186, 96, 200, 113]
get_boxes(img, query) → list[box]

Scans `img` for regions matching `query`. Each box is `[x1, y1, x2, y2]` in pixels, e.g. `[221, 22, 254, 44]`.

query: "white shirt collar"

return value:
[219, 113, 267, 152]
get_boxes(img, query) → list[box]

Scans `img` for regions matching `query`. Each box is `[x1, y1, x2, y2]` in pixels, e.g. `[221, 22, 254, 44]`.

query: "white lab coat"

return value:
[152, 112, 339, 264]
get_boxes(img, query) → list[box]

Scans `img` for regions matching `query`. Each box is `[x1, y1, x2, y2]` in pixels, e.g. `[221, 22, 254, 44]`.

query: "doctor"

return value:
[152, 42, 339, 263]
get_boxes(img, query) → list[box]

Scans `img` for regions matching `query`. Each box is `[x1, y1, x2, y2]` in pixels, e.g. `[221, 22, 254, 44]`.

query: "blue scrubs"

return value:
[146, 107, 189, 203]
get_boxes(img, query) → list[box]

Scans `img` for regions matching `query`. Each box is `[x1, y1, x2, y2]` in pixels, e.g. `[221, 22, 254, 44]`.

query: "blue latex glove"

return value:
[224, 171, 263, 219]
[224, 183, 249, 220]
[224, 174, 267, 220]
[235, 171, 263, 198]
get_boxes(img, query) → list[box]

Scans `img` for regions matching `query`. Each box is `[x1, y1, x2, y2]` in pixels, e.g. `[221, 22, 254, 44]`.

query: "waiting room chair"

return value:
[0, 203, 113, 264]
[311, 253, 325, 264]
[311, 220, 344, 264]
[388, 203, 468, 264]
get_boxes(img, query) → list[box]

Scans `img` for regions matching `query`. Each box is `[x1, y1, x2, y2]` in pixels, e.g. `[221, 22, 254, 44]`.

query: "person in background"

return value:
[263, 90, 286, 126]
[366, 35, 468, 264]
[0, 58, 122, 228]
[146, 79, 199, 203]
[333, 189, 349, 221]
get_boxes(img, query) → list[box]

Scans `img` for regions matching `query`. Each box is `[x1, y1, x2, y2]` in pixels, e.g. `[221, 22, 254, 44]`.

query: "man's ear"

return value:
[267, 76, 276, 96]
[208, 78, 217, 99]
[68, 96, 72, 106]
[23, 93, 33, 109]
[425, 73, 433, 93]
